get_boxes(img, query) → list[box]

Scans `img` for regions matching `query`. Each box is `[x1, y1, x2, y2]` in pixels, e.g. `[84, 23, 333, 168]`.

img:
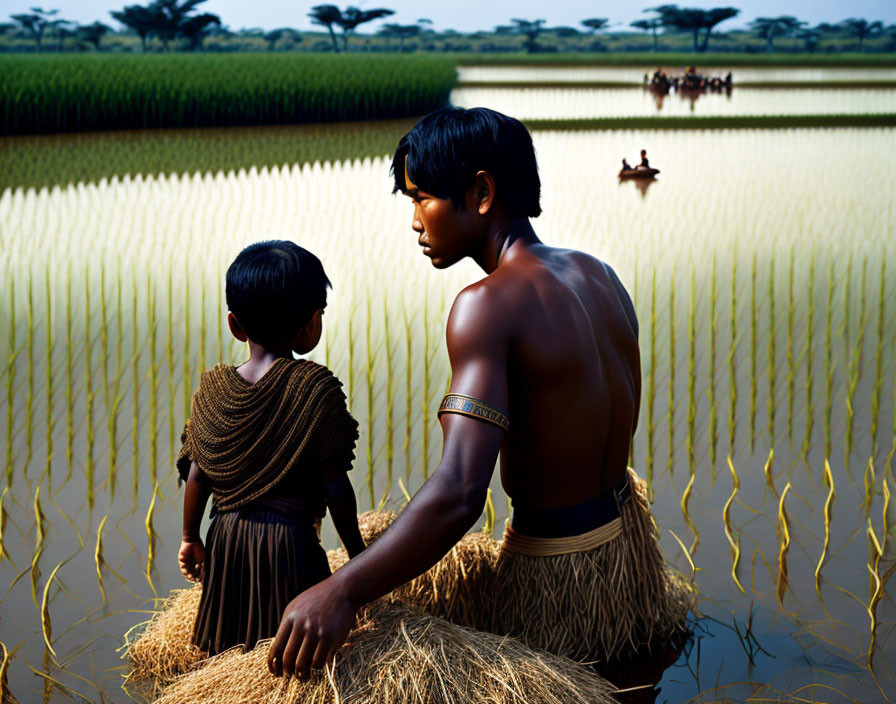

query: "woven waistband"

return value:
[502, 474, 631, 557]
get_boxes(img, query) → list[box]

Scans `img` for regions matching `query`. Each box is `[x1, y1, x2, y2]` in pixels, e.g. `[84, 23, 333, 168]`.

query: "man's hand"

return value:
[267, 577, 356, 680]
[178, 539, 205, 582]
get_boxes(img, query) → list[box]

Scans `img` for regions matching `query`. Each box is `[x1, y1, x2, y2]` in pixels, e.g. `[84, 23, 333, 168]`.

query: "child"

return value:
[176, 240, 365, 657]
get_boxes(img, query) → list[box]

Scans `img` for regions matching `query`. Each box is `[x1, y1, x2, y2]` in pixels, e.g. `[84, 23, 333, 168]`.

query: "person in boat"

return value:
[638, 149, 650, 169]
[622, 157, 633, 171]
[267, 107, 692, 679]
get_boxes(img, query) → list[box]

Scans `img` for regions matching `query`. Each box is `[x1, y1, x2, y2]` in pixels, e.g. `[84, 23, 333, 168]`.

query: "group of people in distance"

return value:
[621, 149, 651, 173]
[646, 66, 733, 94]
[160, 106, 693, 696]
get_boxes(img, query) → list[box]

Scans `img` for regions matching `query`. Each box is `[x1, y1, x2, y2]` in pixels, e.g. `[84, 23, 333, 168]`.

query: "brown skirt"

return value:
[193, 507, 331, 656]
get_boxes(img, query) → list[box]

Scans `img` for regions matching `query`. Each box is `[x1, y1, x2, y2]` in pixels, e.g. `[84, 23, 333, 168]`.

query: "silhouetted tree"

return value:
[336, 6, 393, 50]
[581, 18, 609, 34]
[654, 5, 739, 52]
[178, 10, 220, 50]
[839, 18, 883, 49]
[10, 7, 60, 51]
[511, 18, 546, 53]
[749, 16, 804, 52]
[631, 15, 663, 51]
[379, 22, 419, 51]
[263, 27, 294, 50]
[308, 5, 341, 50]
[77, 20, 111, 49]
[110, 4, 156, 51]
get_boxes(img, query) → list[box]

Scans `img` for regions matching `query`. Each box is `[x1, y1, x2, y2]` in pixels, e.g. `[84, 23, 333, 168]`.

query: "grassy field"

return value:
[0, 53, 457, 135]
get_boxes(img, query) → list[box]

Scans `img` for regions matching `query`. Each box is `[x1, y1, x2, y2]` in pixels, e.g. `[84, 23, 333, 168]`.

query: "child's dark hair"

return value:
[225, 241, 331, 344]
[391, 107, 541, 218]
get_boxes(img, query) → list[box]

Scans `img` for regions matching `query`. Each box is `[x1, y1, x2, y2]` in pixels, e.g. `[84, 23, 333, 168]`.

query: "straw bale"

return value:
[153, 600, 620, 704]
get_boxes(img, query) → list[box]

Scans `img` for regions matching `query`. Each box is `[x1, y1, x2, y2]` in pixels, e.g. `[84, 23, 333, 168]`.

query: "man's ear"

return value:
[470, 170, 496, 216]
[228, 312, 248, 342]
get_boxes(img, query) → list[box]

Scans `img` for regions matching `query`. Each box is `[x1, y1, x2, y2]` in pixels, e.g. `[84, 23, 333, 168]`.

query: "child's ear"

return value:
[227, 312, 248, 342]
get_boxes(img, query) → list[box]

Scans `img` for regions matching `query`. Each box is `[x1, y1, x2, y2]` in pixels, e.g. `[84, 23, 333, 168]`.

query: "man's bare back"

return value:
[485, 245, 639, 505]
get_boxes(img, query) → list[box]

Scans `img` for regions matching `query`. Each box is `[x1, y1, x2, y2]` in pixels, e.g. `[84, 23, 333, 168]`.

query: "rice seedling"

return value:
[365, 296, 377, 509]
[65, 263, 74, 485]
[199, 276, 207, 376]
[767, 256, 776, 449]
[0, 486, 8, 563]
[708, 253, 718, 476]
[776, 482, 792, 607]
[4, 272, 15, 489]
[24, 271, 34, 475]
[763, 449, 777, 498]
[723, 456, 744, 594]
[383, 295, 395, 493]
[728, 245, 737, 457]
[0, 641, 9, 701]
[864, 458, 875, 519]
[147, 276, 159, 489]
[680, 472, 698, 554]
[483, 487, 495, 535]
[44, 263, 54, 489]
[845, 258, 868, 475]
[183, 268, 192, 422]
[403, 302, 413, 485]
[145, 485, 157, 596]
[786, 244, 795, 448]
[347, 294, 356, 411]
[870, 257, 886, 457]
[814, 459, 836, 596]
[132, 264, 141, 503]
[40, 559, 64, 659]
[825, 259, 835, 461]
[95, 514, 108, 605]
[667, 529, 698, 582]
[84, 266, 95, 509]
[647, 268, 657, 485]
[750, 251, 758, 453]
[166, 268, 176, 470]
[109, 265, 123, 497]
[801, 247, 816, 461]
[30, 484, 45, 608]
[422, 295, 433, 479]
[668, 271, 676, 478]
[687, 265, 696, 479]
[99, 262, 112, 494]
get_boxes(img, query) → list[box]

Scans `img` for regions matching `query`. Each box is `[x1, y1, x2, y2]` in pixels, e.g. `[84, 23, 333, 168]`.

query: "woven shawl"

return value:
[176, 357, 358, 512]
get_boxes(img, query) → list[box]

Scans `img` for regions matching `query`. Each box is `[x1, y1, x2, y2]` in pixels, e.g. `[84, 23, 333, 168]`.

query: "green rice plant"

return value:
[44, 263, 54, 489]
[383, 295, 395, 493]
[863, 457, 875, 519]
[667, 271, 676, 478]
[763, 449, 778, 498]
[199, 276, 207, 375]
[680, 472, 699, 554]
[216, 278, 224, 364]
[0, 486, 8, 563]
[183, 269, 192, 422]
[845, 258, 868, 475]
[646, 268, 657, 485]
[99, 263, 112, 495]
[422, 295, 433, 480]
[0, 54, 458, 135]
[750, 251, 758, 453]
[147, 276, 159, 489]
[482, 488, 495, 536]
[825, 259, 835, 462]
[65, 263, 74, 485]
[842, 254, 852, 366]
[40, 559, 64, 659]
[30, 485, 45, 608]
[708, 253, 718, 477]
[347, 295, 356, 411]
[866, 511, 885, 672]
[365, 296, 377, 509]
[728, 245, 737, 457]
[776, 482, 792, 607]
[4, 272, 15, 489]
[25, 271, 34, 475]
[144, 485, 157, 596]
[94, 514, 108, 605]
[870, 257, 886, 457]
[767, 256, 776, 450]
[814, 459, 836, 597]
[166, 268, 175, 469]
[801, 247, 816, 461]
[132, 265, 141, 504]
[403, 302, 413, 484]
[109, 265, 123, 497]
[786, 244, 795, 448]
[723, 456, 745, 594]
[687, 265, 696, 479]
[84, 266, 95, 509]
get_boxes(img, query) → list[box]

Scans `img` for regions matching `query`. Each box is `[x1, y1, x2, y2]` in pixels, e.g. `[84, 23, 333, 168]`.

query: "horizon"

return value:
[13, 1, 896, 35]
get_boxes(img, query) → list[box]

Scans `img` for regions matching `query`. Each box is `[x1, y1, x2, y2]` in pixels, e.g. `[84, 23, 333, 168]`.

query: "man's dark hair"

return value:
[391, 107, 541, 218]
[225, 240, 331, 345]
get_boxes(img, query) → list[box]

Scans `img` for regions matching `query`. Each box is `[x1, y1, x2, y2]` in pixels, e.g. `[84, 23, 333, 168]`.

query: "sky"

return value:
[12, 0, 896, 33]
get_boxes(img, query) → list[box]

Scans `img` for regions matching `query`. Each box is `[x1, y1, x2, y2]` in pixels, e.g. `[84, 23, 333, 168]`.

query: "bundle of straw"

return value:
[153, 600, 619, 704]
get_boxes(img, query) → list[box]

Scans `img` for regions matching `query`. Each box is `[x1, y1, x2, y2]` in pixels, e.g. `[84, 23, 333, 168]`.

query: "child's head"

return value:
[225, 241, 331, 352]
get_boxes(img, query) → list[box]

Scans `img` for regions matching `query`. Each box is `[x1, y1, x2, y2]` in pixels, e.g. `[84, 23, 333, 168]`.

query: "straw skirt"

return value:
[194, 507, 331, 656]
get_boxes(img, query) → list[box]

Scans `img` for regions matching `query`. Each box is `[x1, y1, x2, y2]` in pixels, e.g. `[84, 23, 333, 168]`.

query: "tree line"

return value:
[4, 2, 895, 53]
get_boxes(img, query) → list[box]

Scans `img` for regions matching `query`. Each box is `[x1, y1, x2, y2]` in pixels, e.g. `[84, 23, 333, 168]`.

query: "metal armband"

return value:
[437, 393, 510, 432]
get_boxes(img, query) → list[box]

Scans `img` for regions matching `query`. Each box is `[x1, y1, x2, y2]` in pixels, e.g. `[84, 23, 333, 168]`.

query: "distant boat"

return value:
[619, 167, 660, 179]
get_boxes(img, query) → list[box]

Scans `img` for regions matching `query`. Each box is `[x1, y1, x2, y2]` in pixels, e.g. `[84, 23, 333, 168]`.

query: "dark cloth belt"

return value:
[210, 495, 323, 524]
[510, 474, 632, 539]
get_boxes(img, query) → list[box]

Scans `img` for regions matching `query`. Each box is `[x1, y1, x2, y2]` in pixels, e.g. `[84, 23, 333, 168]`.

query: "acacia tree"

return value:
[511, 18, 546, 53]
[336, 6, 394, 50]
[379, 22, 419, 51]
[10, 7, 60, 51]
[654, 5, 740, 52]
[839, 18, 883, 49]
[77, 21, 111, 50]
[110, 4, 156, 51]
[748, 16, 804, 52]
[308, 5, 341, 50]
[631, 15, 663, 51]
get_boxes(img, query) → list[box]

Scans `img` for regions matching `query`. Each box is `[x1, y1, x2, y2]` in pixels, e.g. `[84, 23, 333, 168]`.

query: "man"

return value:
[268, 107, 689, 679]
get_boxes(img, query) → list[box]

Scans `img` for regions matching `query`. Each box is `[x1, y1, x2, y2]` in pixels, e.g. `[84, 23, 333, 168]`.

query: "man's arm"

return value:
[267, 284, 508, 679]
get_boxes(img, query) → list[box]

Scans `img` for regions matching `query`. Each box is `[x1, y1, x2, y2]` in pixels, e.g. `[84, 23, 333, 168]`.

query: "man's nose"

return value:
[411, 217, 423, 233]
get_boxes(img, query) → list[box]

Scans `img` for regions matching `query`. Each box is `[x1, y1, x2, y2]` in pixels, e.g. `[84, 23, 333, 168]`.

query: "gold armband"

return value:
[438, 393, 510, 432]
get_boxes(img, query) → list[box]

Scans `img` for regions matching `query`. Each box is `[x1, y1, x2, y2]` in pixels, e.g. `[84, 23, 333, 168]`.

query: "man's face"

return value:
[403, 158, 481, 269]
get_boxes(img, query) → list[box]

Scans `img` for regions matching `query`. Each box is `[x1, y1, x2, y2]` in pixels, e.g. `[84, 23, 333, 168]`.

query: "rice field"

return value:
[457, 65, 896, 85]
[1, 105, 895, 700]
[451, 85, 896, 119]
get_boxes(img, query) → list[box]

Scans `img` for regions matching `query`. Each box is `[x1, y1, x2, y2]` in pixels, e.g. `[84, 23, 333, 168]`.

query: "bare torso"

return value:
[483, 244, 641, 507]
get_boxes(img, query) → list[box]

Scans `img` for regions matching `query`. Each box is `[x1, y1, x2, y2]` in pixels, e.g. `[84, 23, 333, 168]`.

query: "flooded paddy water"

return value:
[1, 65, 895, 703]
